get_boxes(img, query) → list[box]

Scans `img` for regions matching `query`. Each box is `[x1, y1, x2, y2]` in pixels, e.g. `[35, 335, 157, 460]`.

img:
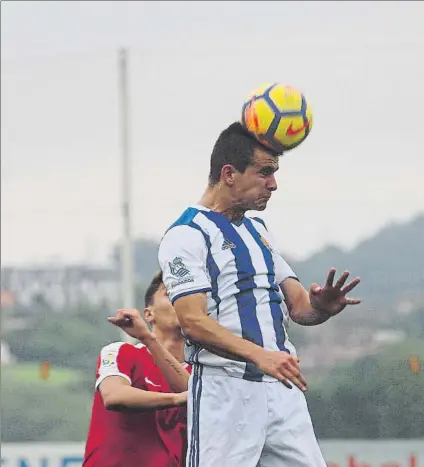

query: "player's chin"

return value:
[253, 198, 270, 211]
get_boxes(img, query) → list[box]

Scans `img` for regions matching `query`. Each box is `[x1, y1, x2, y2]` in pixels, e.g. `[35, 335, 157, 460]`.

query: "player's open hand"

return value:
[108, 309, 155, 343]
[309, 268, 361, 318]
[255, 350, 307, 392]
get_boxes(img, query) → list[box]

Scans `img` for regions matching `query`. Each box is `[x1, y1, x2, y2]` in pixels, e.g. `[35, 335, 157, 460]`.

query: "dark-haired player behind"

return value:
[83, 271, 191, 467]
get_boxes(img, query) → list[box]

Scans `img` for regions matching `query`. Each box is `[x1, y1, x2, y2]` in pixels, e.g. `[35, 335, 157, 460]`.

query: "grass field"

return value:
[2, 362, 82, 387]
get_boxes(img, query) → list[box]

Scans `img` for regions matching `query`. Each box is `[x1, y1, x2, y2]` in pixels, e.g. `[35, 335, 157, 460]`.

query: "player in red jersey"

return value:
[83, 271, 191, 467]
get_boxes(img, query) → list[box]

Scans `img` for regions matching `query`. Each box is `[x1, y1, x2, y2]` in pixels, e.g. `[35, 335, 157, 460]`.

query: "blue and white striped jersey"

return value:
[158, 205, 298, 382]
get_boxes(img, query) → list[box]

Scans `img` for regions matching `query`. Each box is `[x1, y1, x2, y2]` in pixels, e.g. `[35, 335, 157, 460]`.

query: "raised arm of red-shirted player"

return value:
[96, 342, 187, 412]
[108, 308, 190, 392]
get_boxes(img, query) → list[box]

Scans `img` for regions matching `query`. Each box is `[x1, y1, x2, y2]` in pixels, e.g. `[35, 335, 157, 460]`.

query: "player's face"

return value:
[234, 148, 279, 211]
[150, 283, 180, 331]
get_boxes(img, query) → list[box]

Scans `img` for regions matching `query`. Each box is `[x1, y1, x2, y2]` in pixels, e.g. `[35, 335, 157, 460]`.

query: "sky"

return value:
[1, 1, 424, 266]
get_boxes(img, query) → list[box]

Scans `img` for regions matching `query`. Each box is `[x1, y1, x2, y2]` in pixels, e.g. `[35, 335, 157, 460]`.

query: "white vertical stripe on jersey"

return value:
[236, 223, 280, 353]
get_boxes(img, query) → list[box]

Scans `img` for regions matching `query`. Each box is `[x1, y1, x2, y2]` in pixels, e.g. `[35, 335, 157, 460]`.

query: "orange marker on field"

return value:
[40, 360, 51, 380]
[408, 355, 421, 374]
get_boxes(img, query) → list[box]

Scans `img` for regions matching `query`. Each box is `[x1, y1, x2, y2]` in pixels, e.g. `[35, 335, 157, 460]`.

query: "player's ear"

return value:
[144, 307, 154, 324]
[221, 164, 236, 186]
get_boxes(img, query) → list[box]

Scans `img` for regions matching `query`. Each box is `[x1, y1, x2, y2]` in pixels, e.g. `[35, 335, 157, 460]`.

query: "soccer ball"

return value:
[241, 83, 313, 153]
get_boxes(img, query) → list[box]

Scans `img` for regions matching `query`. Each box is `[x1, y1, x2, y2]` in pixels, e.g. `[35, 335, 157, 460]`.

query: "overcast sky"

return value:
[2, 1, 424, 266]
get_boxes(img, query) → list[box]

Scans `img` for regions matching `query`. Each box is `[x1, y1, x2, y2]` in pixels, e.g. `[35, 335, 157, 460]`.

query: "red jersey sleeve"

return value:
[95, 342, 136, 390]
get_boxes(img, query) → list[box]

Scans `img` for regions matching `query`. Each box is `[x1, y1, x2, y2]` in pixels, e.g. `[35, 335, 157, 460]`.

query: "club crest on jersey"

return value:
[260, 236, 273, 252]
[169, 257, 190, 278]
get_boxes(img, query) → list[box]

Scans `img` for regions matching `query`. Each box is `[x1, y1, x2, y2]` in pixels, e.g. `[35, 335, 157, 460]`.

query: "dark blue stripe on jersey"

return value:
[251, 217, 267, 230]
[189, 363, 203, 467]
[188, 366, 197, 466]
[189, 364, 199, 467]
[244, 218, 289, 353]
[195, 365, 202, 467]
[167, 207, 200, 231]
[171, 288, 212, 305]
[188, 222, 221, 316]
[203, 211, 264, 381]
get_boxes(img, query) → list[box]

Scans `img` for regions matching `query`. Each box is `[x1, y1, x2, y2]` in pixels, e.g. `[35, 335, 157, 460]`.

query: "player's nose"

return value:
[267, 174, 278, 191]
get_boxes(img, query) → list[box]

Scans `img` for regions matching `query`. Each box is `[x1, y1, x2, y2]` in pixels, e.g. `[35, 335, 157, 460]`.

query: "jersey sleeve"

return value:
[158, 225, 212, 304]
[95, 342, 135, 390]
[265, 226, 298, 285]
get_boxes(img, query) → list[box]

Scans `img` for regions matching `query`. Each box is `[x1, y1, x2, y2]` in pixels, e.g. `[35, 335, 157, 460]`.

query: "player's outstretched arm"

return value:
[174, 293, 307, 392]
[99, 376, 187, 412]
[109, 309, 190, 392]
[281, 268, 361, 326]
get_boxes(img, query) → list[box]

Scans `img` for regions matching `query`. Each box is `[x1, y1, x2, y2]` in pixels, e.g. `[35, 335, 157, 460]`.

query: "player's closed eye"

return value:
[260, 168, 276, 177]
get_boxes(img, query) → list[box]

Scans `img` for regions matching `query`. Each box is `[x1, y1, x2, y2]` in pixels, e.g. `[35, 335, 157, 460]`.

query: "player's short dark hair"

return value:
[208, 122, 278, 186]
[144, 270, 163, 308]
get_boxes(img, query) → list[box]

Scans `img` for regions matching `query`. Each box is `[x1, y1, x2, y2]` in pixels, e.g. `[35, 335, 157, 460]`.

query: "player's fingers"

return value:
[287, 358, 301, 373]
[117, 308, 139, 319]
[341, 277, 361, 295]
[283, 370, 307, 392]
[310, 283, 321, 295]
[286, 365, 308, 391]
[276, 359, 305, 389]
[291, 377, 307, 392]
[278, 357, 301, 380]
[334, 271, 350, 289]
[279, 377, 293, 389]
[116, 309, 138, 321]
[345, 297, 361, 305]
[107, 317, 121, 326]
[287, 361, 306, 382]
[114, 310, 128, 320]
[325, 268, 336, 287]
[277, 356, 300, 375]
[298, 372, 308, 390]
[117, 308, 137, 313]
[108, 316, 131, 327]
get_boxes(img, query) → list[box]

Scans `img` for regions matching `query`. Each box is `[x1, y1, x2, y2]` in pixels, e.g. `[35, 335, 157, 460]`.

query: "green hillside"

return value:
[292, 214, 424, 309]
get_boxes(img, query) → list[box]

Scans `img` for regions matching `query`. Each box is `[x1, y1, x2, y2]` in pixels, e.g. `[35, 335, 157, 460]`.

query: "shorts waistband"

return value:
[192, 364, 279, 382]
[195, 365, 240, 378]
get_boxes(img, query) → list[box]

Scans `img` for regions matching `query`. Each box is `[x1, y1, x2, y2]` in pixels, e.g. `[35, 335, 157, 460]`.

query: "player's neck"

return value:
[199, 187, 246, 222]
[153, 328, 185, 363]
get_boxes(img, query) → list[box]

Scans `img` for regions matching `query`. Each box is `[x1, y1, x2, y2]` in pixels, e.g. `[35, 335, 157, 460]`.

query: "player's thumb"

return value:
[310, 283, 321, 295]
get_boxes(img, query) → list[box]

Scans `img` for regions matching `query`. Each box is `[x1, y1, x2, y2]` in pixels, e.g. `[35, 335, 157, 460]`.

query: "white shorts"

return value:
[187, 366, 326, 467]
